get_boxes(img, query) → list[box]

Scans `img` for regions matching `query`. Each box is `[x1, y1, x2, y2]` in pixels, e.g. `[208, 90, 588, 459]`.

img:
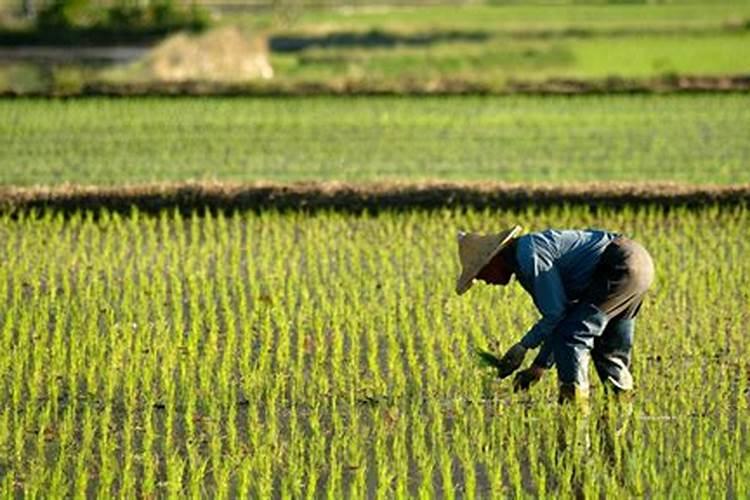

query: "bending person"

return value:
[456, 226, 654, 402]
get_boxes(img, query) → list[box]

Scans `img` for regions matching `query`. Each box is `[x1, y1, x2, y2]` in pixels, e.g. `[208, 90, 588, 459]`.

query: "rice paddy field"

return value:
[282, 2, 750, 32]
[2, 94, 750, 186]
[2, 1, 749, 497]
[266, 2, 750, 87]
[0, 205, 748, 497]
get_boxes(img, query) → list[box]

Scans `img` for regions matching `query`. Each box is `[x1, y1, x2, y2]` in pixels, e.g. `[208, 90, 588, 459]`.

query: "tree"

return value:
[22, 0, 36, 18]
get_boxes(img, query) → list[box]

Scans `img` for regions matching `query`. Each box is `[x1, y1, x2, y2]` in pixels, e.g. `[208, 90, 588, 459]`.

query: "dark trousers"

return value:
[550, 238, 655, 392]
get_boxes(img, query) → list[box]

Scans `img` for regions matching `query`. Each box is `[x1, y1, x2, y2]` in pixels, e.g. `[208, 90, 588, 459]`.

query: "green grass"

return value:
[249, 3, 750, 33]
[254, 2, 750, 83]
[2, 95, 749, 186]
[559, 32, 750, 78]
[223, 4, 750, 90]
[271, 32, 750, 83]
[242, 2, 750, 91]
[1, 205, 747, 496]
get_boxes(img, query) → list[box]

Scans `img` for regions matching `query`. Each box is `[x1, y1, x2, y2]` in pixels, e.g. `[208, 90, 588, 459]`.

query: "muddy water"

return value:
[0, 45, 149, 93]
[0, 45, 149, 63]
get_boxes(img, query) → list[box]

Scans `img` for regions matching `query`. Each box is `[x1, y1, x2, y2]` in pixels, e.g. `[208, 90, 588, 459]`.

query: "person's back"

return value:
[515, 228, 619, 301]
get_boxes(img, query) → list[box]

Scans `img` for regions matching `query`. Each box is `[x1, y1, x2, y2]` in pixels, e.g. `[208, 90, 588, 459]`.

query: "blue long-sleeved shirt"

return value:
[513, 229, 618, 362]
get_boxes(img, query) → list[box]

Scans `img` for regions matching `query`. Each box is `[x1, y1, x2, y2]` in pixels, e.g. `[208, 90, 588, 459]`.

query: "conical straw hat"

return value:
[455, 225, 522, 295]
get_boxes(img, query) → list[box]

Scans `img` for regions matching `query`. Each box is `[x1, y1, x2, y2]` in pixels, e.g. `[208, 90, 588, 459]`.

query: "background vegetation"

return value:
[0, 0, 208, 44]
[1, 1, 750, 94]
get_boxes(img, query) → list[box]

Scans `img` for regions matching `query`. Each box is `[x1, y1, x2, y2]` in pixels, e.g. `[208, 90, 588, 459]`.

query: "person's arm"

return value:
[491, 263, 566, 379]
[509, 266, 565, 389]
[518, 262, 567, 350]
[495, 236, 567, 381]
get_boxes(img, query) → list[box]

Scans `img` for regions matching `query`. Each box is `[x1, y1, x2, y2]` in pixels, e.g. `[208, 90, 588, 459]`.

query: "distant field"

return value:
[269, 32, 750, 85]
[256, 2, 750, 86]
[3, 2, 750, 94]
[2, 94, 749, 186]
[241, 3, 750, 32]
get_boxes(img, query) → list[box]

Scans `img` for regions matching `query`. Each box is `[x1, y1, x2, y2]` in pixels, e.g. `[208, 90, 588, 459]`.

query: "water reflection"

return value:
[0, 46, 146, 93]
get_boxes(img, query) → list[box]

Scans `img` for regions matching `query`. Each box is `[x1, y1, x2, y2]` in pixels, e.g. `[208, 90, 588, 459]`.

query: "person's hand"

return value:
[496, 343, 527, 379]
[513, 364, 546, 392]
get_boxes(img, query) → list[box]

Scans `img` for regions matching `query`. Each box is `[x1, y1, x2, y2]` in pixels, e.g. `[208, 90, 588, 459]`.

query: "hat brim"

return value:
[456, 226, 521, 295]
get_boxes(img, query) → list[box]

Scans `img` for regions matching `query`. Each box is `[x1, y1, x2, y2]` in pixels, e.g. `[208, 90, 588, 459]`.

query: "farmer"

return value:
[456, 226, 654, 402]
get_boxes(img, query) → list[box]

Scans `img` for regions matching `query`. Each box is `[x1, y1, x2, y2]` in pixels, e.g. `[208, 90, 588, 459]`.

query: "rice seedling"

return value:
[0, 205, 747, 496]
[1, 95, 749, 185]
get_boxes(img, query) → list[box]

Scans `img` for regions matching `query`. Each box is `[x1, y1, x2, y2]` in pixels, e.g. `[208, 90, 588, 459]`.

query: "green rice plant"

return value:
[2, 95, 750, 185]
[0, 205, 748, 496]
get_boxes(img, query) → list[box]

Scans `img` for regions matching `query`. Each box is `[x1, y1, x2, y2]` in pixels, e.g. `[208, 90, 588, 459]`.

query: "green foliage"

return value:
[105, 4, 147, 31]
[105, 0, 209, 33]
[36, 0, 96, 30]
[0, 206, 747, 496]
[1, 95, 749, 186]
[50, 66, 85, 94]
[15, 0, 209, 44]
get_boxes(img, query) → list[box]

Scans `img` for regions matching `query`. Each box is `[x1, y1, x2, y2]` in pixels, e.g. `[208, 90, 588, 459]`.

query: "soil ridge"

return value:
[2, 181, 748, 215]
[2, 74, 749, 97]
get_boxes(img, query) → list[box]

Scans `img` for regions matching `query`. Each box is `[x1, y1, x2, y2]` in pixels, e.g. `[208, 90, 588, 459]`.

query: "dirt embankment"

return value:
[2, 181, 749, 215]
[2, 74, 750, 97]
